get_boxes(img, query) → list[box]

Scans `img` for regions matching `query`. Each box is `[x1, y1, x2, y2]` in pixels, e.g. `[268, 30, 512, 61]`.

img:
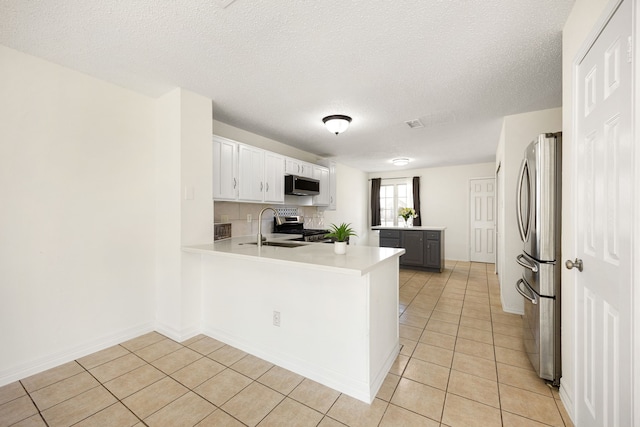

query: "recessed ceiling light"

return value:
[392, 158, 410, 166]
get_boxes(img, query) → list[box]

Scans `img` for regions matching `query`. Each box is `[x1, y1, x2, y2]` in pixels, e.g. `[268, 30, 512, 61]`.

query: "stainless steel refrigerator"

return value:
[515, 132, 562, 386]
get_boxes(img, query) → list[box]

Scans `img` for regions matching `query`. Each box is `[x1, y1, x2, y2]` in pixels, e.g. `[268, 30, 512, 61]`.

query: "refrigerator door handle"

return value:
[516, 158, 531, 242]
[516, 253, 539, 272]
[516, 278, 538, 305]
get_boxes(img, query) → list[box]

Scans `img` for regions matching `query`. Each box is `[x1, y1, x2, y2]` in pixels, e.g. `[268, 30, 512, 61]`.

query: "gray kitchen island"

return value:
[372, 226, 446, 272]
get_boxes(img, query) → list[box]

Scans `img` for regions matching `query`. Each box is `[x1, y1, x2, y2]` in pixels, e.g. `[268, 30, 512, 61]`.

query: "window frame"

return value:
[379, 179, 413, 227]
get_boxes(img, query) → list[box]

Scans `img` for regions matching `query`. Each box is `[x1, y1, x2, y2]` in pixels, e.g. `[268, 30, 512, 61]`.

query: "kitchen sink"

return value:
[240, 241, 307, 248]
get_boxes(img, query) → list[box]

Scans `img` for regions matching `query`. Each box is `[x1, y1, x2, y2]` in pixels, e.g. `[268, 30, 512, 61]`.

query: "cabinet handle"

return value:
[233, 178, 237, 189]
[266, 182, 269, 192]
[260, 182, 263, 191]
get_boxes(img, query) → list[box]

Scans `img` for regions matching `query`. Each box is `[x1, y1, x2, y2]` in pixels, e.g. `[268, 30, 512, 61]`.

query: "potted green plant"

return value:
[325, 222, 357, 254]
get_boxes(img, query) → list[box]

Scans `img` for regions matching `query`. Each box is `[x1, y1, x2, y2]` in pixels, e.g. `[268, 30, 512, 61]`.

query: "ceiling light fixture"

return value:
[392, 158, 410, 166]
[322, 115, 352, 135]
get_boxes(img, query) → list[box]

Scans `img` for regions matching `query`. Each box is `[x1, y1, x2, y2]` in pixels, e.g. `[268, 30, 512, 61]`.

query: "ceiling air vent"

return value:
[214, 0, 236, 8]
[405, 119, 424, 129]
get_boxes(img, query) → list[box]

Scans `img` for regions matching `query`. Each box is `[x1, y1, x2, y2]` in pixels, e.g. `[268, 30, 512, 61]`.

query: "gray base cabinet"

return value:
[379, 228, 444, 272]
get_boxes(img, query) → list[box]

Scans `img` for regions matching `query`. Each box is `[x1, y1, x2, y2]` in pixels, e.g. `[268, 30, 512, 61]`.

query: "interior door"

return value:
[574, 1, 633, 425]
[469, 178, 496, 263]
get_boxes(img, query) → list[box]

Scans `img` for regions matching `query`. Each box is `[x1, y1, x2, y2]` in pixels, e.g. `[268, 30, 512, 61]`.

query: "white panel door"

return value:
[574, 1, 633, 426]
[469, 178, 495, 263]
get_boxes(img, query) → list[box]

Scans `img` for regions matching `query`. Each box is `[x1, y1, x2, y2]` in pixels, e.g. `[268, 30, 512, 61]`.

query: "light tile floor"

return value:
[0, 261, 574, 427]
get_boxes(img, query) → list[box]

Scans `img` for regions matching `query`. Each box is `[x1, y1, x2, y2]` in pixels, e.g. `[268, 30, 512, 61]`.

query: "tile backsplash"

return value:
[214, 202, 324, 238]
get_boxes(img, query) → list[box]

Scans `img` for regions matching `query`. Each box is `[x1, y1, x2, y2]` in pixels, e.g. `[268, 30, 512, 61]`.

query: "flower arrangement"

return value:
[398, 207, 418, 221]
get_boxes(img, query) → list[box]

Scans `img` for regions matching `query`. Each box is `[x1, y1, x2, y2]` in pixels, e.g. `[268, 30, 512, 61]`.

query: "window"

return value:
[380, 180, 413, 226]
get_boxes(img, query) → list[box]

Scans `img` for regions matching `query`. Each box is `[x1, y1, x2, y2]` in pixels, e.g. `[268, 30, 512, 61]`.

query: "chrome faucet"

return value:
[257, 207, 283, 247]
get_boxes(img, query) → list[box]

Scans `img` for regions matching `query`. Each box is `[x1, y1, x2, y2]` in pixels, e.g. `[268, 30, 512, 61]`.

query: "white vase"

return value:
[334, 241, 347, 255]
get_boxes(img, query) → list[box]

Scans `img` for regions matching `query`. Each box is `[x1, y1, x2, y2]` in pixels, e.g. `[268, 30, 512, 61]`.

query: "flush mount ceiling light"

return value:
[392, 158, 410, 166]
[322, 115, 352, 135]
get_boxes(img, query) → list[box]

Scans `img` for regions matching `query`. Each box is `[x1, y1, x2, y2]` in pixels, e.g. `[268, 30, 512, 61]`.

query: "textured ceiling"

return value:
[0, 0, 574, 172]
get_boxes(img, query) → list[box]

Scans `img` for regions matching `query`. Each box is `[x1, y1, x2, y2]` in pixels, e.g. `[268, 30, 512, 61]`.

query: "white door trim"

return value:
[633, 0, 639, 422]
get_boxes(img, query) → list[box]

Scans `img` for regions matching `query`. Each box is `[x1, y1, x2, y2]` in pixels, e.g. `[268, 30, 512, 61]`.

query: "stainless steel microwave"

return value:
[284, 175, 320, 196]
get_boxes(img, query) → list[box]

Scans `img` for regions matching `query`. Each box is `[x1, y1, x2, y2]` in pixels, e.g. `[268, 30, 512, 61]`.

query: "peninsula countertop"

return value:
[371, 226, 447, 230]
[183, 234, 405, 276]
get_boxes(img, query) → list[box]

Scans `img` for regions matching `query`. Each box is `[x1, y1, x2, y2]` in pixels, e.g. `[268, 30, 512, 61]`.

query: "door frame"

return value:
[568, 0, 638, 423]
[468, 176, 496, 263]
[633, 0, 639, 421]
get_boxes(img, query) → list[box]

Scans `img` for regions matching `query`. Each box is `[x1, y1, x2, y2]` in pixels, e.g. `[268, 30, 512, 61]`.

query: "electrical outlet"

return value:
[273, 311, 281, 327]
[247, 214, 252, 222]
[221, 215, 229, 223]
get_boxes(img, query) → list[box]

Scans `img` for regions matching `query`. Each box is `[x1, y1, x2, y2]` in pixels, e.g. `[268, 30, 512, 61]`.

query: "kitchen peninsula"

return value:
[183, 236, 405, 403]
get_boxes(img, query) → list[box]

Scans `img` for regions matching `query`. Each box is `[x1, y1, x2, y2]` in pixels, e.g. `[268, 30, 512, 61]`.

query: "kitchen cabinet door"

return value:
[312, 166, 330, 206]
[425, 231, 443, 271]
[401, 230, 424, 266]
[317, 160, 337, 210]
[264, 152, 284, 203]
[284, 157, 314, 178]
[327, 161, 337, 210]
[212, 136, 238, 200]
[238, 144, 265, 201]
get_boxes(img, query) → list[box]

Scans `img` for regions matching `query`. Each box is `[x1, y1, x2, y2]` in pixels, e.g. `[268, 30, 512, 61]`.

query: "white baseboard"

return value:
[202, 326, 388, 404]
[154, 321, 201, 343]
[0, 322, 154, 387]
[559, 383, 575, 425]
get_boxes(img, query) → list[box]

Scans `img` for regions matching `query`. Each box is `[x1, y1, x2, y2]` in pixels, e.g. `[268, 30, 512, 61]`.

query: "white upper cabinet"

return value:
[285, 157, 314, 178]
[238, 144, 265, 202]
[325, 160, 337, 210]
[212, 136, 238, 200]
[264, 151, 285, 203]
[213, 136, 333, 206]
[312, 165, 330, 206]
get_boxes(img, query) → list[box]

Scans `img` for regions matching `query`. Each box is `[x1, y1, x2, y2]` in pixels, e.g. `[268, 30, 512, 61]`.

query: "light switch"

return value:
[184, 186, 195, 200]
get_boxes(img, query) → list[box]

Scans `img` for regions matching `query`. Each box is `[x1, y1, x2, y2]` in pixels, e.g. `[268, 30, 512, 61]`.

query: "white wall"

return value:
[323, 163, 369, 246]
[0, 45, 157, 384]
[155, 88, 213, 341]
[367, 163, 496, 261]
[560, 0, 611, 419]
[213, 120, 318, 163]
[495, 107, 562, 315]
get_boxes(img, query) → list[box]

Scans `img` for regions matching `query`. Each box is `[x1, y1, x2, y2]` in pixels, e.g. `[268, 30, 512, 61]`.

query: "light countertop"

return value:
[371, 226, 446, 231]
[183, 234, 405, 276]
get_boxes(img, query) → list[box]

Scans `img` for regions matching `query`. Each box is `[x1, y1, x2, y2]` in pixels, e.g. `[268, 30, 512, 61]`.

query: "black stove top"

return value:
[273, 216, 329, 240]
